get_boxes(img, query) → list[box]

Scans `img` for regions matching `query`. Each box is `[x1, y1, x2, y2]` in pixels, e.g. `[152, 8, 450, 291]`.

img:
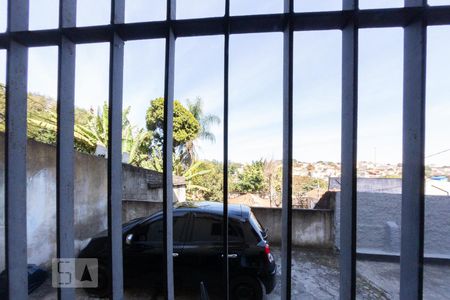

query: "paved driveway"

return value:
[30, 247, 450, 299]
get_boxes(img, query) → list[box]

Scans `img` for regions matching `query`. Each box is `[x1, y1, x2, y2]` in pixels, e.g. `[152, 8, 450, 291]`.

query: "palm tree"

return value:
[185, 97, 221, 163]
[27, 101, 151, 165]
[144, 146, 212, 196]
[27, 111, 98, 152]
[124, 128, 152, 167]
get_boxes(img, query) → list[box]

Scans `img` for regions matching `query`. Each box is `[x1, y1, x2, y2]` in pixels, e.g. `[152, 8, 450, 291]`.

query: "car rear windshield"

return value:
[249, 211, 265, 240]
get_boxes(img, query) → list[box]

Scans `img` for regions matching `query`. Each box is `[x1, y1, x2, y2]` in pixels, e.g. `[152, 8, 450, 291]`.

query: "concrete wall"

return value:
[122, 164, 186, 203]
[0, 136, 185, 270]
[120, 202, 335, 248]
[251, 207, 334, 247]
[122, 200, 163, 222]
[335, 192, 450, 259]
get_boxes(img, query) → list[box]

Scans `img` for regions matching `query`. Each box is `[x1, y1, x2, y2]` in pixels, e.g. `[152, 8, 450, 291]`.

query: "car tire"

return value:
[84, 263, 110, 298]
[230, 276, 263, 300]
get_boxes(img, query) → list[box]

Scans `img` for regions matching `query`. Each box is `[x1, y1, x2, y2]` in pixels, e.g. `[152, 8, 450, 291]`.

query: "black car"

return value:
[79, 201, 277, 299]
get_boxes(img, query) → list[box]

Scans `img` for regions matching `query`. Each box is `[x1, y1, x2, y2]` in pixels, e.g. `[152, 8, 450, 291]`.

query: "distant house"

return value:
[328, 176, 450, 196]
[229, 193, 270, 207]
[328, 177, 402, 194]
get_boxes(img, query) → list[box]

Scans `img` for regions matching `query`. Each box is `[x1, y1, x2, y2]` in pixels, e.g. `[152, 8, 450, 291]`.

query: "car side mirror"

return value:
[125, 233, 134, 245]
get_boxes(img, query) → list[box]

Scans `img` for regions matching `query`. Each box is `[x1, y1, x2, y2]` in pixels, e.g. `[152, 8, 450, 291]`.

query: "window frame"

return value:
[0, 0, 438, 298]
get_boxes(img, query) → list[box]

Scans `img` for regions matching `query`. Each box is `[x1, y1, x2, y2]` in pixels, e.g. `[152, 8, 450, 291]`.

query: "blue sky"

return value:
[0, 0, 449, 165]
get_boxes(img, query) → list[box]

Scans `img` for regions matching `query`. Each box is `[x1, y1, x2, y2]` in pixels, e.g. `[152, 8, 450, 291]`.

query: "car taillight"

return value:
[265, 244, 274, 263]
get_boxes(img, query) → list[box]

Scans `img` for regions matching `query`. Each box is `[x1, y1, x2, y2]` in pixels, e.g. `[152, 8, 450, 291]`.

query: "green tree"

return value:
[145, 151, 220, 201]
[123, 128, 152, 167]
[186, 97, 220, 142]
[146, 97, 200, 148]
[292, 176, 327, 195]
[0, 85, 151, 162]
[145, 97, 201, 173]
[87, 102, 147, 154]
[187, 160, 223, 201]
[235, 160, 266, 193]
[0, 84, 97, 152]
[27, 110, 98, 153]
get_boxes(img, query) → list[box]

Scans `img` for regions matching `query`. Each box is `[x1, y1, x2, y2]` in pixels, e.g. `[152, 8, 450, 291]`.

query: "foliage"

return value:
[88, 102, 151, 165]
[186, 97, 220, 142]
[0, 84, 96, 152]
[226, 158, 329, 206]
[261, 159, 282, 206]
[146, 97, 200, 148]
[229, 162, 242, 176]
[382, 174, 401, 179]
[27, 110, 98, 153]
[145, 146, 220, 200]
[124, 129, 152, 167]
[233, 160, 266, 193]
[187, 160, 223, 201]
[0, 85, 151, 164]
[143, 94, 220, 198]
[292, 176, 327, 195]
[145, 97, 221, 182]
[425, 165, 432, 178]
[0, 84, 243, 203]
[184, 98, 221, 164]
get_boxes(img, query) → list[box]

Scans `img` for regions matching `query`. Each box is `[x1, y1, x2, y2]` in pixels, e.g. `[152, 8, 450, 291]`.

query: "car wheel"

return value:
[230, 276, 263, 300]
[84, 263, 110, 298]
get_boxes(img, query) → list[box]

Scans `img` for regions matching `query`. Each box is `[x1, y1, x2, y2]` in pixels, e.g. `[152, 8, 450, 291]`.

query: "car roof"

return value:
[175, 201, 250, 220]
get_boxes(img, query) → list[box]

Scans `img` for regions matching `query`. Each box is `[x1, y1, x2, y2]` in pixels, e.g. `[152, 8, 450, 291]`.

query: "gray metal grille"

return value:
[1, 0, 448, 299]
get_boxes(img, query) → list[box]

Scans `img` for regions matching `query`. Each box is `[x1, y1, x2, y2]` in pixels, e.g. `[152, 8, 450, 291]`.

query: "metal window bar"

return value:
[163, 0, 176, 298]
[222, 0, 231, 299]
[107, 0, 125, 299]
[400, 0, 427, 299]
[56, 0, 76, 299]
[1, 2, 446, 300]
[281, 0, 294, 299]
[5, 0, 29, 299]
[340, 0, 358, 299]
